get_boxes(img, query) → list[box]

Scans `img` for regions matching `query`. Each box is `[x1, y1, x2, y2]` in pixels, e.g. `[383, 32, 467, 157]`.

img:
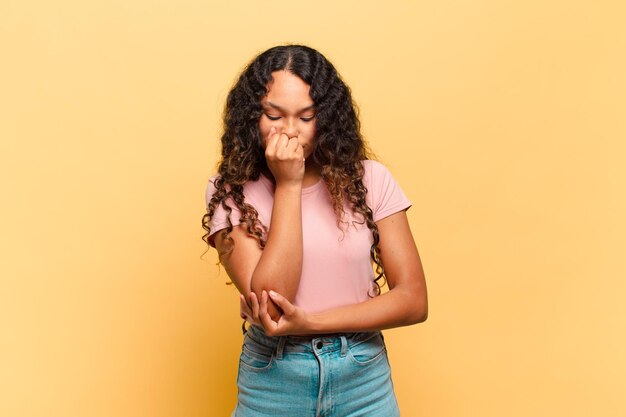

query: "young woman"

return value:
[203, 45, 428, 417]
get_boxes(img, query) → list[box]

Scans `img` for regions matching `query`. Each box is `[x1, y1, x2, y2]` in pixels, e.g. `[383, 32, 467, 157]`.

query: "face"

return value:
[259, 70, 317, 159]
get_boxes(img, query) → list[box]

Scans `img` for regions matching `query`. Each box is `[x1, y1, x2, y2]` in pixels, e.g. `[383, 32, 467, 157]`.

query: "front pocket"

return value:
[347, 333, 386, 366]
[239, 342, 274, 371]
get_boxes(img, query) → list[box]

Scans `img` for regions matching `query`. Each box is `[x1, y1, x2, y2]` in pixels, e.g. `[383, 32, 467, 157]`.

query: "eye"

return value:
[300, 116, 315, 122]
[264, 114, 281, 121]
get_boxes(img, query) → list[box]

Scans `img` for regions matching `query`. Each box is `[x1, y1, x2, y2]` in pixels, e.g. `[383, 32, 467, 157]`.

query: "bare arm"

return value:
[216, 127, 304, 321]
[254, 209, 428, 335]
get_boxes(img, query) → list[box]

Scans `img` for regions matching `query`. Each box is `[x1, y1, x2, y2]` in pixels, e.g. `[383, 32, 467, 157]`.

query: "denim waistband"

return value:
[244, 325, 383, 360]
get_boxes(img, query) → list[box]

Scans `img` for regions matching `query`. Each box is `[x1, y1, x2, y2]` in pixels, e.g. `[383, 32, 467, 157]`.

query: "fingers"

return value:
[239, 294, 251, 319]
[265, 126, 291, 148]
[259, 290, 278, 331]
[276, 135, 299, 153]
[294, 142, 304, 162]
[256, 290, 308, 336]
[265, 126, 280, 152]
[241, 293, 266, 328]
[258, 290, 268, 321]
[268, 290, 295, 315]
[266, 126, 301, 154]
[249, 292, 260, 320]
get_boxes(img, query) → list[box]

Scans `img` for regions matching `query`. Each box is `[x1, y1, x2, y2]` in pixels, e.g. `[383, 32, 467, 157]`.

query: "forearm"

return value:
[253, 211, 428, 336]
[250, 182, 303, 302]
[306, 286, 428, 334]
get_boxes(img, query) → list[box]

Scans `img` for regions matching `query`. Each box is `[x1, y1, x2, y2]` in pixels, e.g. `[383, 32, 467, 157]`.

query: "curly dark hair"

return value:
[201, 44, 386, 295]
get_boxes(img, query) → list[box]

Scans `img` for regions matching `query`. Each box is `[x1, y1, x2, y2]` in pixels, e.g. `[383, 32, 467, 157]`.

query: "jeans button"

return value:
[316, 341, 323, 349]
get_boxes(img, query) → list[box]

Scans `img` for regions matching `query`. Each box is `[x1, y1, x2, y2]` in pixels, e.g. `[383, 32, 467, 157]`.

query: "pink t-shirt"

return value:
[205, 160, 411, 313]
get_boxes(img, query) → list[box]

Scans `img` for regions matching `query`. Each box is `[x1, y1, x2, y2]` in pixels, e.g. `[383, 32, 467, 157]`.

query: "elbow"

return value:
[415, 305, 428, 323]
[244, 288, 283, 323]
[409, 284, 428, 324]
[406, 304, 428, 325]
[249, 275, 276, 298]
[250, 273, 297, 303]
[404, 290, 428, 325]
[393, 275, 428, 326]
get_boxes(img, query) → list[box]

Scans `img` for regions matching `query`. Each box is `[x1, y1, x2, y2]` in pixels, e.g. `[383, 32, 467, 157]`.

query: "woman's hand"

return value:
[239, 292, 263, 328]
[246, 290, 310, 336]
[264, 126, 305, 186]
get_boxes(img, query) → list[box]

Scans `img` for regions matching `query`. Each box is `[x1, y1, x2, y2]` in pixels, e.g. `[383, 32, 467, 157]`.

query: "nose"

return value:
[281, 119, 298, 138]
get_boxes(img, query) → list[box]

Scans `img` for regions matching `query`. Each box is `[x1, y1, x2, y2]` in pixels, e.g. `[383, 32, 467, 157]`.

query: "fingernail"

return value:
[269, 290, 277, 297]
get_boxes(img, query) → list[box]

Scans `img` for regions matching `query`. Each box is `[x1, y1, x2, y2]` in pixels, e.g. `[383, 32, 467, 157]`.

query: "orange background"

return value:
[1, 1, 625, 416]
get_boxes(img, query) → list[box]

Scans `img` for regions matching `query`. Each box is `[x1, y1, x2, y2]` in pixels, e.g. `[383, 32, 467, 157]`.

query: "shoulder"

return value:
[205, 174, 223, 205]
[359, 159, 412, 221]
[206, 174, 220, 192]
[360, 159, 398, 186]
[361, 159, 388, 172]
[205, 174, 273, 207]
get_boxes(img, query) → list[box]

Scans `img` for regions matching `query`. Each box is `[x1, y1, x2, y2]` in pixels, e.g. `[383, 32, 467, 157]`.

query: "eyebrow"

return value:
[263, 101, 315, 113]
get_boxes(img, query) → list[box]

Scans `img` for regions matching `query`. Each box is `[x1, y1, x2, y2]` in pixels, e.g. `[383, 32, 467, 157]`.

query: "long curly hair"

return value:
[202, 44, 386, 295]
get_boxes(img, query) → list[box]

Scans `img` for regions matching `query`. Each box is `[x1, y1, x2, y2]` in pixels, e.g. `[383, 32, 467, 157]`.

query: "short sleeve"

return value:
[362, 160, 412, 222]
[205, 176, 242, 247]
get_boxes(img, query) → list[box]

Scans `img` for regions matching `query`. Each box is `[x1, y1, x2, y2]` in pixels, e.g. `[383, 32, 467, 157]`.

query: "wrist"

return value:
[274, 179, 303, 191]
[304, 313, 325, 334]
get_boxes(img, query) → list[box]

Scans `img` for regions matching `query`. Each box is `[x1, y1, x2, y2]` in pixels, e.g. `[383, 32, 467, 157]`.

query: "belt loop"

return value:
[276, 336, 286, 360]
[340, 335, 348, 357]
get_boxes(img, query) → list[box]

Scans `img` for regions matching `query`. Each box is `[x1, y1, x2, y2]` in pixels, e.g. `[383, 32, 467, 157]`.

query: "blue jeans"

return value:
[232, 325, 400, 417]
